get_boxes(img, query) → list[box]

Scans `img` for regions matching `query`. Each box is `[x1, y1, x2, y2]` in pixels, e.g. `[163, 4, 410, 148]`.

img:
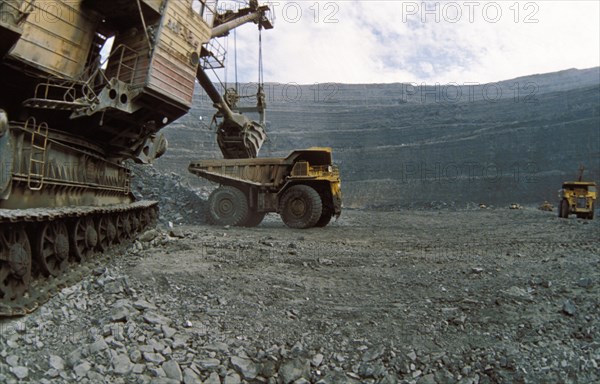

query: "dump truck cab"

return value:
[189, 147, 342, 228]
[558, 181, 596, 219]
[283, 148, 342, 218]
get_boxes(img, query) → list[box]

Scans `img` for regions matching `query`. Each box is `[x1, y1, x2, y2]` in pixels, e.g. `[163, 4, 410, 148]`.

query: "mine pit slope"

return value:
[158, 67, 599, 209]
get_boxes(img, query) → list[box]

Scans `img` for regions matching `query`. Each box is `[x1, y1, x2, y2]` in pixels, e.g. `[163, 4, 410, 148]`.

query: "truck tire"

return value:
[559, 199, 569, 218]
[588, 203, 595, 220]
[207, 186, 249, 226]
[280, 185, 322, 229]
[558, 200, 563, 218]
[242, 210, 266, 227]
[315, 205, 333, 227]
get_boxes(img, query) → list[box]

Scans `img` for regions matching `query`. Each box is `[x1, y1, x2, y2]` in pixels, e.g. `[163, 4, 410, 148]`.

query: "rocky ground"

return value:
[1, 206, 599, 384]
[130, 164, 208, 226]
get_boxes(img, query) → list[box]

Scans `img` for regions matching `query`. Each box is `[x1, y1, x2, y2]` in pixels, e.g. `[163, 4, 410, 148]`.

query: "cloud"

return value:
[214, 1, 600, 84]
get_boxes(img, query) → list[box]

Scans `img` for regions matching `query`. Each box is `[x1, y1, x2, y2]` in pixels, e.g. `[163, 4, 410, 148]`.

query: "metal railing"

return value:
[202, 39, 227, 70]
[28, 43, 140, 110]
[104, 43, 140, 86]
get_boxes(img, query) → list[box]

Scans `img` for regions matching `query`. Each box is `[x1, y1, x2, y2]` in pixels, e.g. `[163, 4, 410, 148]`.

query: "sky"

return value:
[216, 0, 600, 85]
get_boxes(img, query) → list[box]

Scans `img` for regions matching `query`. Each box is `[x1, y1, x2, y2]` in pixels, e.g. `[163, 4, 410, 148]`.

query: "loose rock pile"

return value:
[0, 237, 397, 384]
[130, 164, 207, 225]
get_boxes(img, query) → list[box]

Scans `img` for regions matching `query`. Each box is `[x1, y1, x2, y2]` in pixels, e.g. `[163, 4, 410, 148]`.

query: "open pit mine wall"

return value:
[157, 68, 600, 208]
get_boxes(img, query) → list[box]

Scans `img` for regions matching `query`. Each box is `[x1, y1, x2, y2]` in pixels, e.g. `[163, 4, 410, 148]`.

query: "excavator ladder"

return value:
[122, 168, 131, 195]
[25, 117, 49, 191]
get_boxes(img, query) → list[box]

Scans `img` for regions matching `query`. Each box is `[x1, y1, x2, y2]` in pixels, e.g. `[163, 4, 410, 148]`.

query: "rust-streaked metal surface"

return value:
[1, 123, 131, 210]
[8, 0, 98, 78]
[0, 0, 275, 312]
[0, 0, 25, 56]
[1, 0, 274, 162]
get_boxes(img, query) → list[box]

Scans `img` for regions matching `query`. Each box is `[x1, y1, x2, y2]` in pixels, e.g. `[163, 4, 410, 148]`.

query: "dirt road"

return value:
[1, 207, 598, 383]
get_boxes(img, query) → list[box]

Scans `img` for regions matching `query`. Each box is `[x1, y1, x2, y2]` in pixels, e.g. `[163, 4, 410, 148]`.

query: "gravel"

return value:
[0, 203, 598, 383]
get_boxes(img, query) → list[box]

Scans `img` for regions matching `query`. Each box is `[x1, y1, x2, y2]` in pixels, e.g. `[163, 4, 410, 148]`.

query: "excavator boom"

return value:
[197, 1, 272, 159]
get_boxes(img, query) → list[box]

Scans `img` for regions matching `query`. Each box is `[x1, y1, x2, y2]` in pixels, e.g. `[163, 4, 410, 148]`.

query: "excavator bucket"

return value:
[217, 120, 267, 159]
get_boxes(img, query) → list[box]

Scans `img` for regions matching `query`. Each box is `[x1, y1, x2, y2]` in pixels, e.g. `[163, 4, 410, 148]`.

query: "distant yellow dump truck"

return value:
[189, 148, 342, 228]
[558, 181, 596, 219]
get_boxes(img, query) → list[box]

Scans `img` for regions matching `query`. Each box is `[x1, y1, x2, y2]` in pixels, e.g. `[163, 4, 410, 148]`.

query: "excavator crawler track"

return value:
[0, 200, 158, 317]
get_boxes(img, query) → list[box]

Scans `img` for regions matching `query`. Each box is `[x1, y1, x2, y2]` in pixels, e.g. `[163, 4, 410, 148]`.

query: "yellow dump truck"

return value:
[558, 181, 596, 219]
[189, 148, 342, 228]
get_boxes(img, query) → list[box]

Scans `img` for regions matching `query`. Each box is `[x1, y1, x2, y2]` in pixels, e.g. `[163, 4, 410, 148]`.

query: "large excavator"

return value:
[0, 0, 273, 315]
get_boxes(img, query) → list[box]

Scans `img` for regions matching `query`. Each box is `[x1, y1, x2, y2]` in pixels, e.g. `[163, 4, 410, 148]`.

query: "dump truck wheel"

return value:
[588, 203, 595, 220]
[208, 186, 249, 226]
[242, 210, 266, 227]
[315, 205, 333, 227]
[280, 185, 322, 229]
[559, 200, 569, 218]
[557, 200, 563, 218]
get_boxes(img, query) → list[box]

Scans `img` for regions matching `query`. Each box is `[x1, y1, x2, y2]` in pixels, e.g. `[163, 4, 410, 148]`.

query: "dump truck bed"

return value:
[188, 157, 290, 187]
[188, 148, 337, 189]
